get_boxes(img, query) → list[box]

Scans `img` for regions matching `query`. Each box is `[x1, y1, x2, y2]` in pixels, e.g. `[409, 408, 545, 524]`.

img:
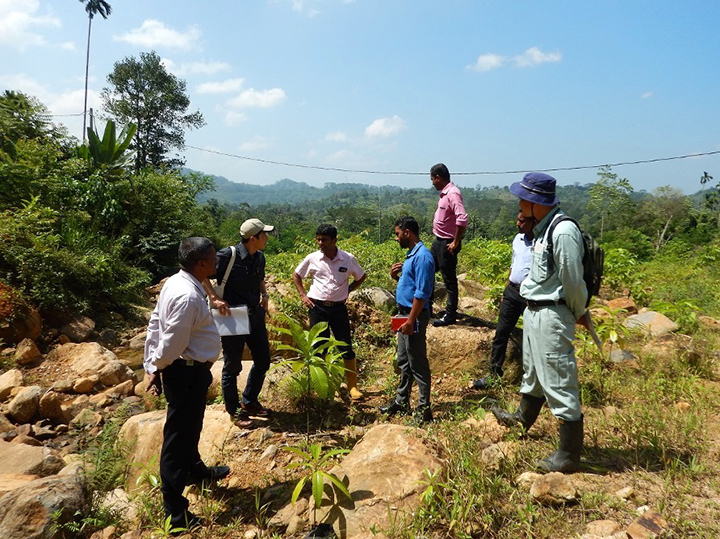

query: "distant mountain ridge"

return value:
[193, 172, 405, 205]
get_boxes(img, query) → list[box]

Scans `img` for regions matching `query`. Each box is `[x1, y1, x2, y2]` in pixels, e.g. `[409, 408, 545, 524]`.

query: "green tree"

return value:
[586, 166, 635, 239]
[79, 0, 112, 142]
[101, 51, 205, 171]
[636, 186, 691, 251]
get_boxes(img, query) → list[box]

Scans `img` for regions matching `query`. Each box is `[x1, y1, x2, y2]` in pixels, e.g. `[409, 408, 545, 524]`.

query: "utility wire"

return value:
[185, 145, 720, 177]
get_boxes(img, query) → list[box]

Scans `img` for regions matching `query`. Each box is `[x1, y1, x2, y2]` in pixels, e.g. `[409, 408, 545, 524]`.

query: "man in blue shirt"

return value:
[473, 212, 533, 389]
[380, 216, 436, 424]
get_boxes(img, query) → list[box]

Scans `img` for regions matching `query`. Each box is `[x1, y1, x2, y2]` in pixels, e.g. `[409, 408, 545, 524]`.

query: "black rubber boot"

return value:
[492, 393, 545, 431]
[535, 415, 583, 473]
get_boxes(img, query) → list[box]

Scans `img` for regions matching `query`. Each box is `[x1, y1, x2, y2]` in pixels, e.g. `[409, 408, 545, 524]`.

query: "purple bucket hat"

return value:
[509, 172, 559, 206]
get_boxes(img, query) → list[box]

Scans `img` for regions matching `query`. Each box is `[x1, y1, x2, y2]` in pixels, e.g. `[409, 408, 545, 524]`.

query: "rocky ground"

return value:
[0, 278, 718, 539]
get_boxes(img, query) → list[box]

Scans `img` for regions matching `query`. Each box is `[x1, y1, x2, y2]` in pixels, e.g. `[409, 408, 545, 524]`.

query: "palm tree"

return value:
[80, 0, 112, 142]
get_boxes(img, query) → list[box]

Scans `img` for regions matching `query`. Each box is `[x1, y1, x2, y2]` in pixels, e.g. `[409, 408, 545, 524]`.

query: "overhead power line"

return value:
[185, 145, 720, 177]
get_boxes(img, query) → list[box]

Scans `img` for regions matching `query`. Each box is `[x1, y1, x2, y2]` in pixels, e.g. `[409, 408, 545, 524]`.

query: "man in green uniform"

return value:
[492, 172, 589, 473]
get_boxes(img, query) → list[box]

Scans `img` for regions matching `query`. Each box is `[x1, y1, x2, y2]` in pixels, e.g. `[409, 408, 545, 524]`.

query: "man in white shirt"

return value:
[292, 224, 367, 399]
[144, 237, 229, 531]
[473, 212, 533, 389]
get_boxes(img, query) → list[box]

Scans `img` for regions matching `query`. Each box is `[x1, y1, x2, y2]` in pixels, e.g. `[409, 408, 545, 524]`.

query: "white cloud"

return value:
[0, 0, 60, 51]
[325, 131, 348, 142]
[228, 88, 286, 108]
[223, 110, 247, 126]
[239, 136, 272, 152]
[196, 78, 245, 94]
[467, 47, 561, 72]
[641, 91, 653, 99]
[59, 41, 76, 51]
[365, 115, 406, 138]
[325, 149, 361, 164]
[467, 53, 505, 73]
[114, 20, 201, 51]
[513, 47, 561, 68]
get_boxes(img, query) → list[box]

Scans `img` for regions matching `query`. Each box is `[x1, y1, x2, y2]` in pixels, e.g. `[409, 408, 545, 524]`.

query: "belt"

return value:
[397, 305, 412, 315]
[509, 282, 521, 290]
[435, 236, 453, 242]
[180, 358, 213, 370]
[311, 299, 346, 307]
[526, 298, 566, 309]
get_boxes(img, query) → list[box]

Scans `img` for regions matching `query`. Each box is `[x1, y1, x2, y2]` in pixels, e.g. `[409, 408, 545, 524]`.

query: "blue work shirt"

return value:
[396, 241, 435, 310]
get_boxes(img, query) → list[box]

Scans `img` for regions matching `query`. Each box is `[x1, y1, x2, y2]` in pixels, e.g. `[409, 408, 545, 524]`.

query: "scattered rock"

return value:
[609, 348, 636, 363]
[102, 379, 135, 399]
[128, 332, 147, 350]
[260, 444, 279, 460]
[70, 409, 103, 430]
[606, 297, 638, 314]
[349, 287, 395, 310]
[73, 377, 96, 394]
[586, 519, 623, 536]
[39, 391, 70, 423]
[49, 342, 134, 387]
[674, 401, 691, 412]
[0, 474, 86, 539]
[457, 274, 488, 299]
[426, 325, 494, 375]
[481, 441, 517, 470]
[0, 441, 65, 476]
[59, 316, 96, 343]
[13, 339, 41, 365]
[615, 486, 634, 500]
[517, 471, 542, 489]
[0, 370, 24, 402]
[7, 386, 42, 423]
[0, 415, 14, 434]
[461, 414, 505, 445]
[529, 472, 579, 505]
[624, 311, 678, 337]
[0, 474, 40, 498]
[99, 488, 139, 524]
[626, 508, 668, 538]
[50, 380, 74, 393]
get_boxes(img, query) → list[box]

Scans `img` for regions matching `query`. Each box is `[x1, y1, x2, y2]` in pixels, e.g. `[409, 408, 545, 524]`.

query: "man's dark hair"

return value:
[316, 224, 338, 239]
[395, 216, 419, 236]
[178, 237, 214, 271]
[430, 163, 450, 183]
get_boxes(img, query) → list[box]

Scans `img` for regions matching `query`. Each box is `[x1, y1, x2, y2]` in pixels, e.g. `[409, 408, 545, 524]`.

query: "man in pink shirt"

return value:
[292, 224, 367, 399]
[430, 163, 468, 327]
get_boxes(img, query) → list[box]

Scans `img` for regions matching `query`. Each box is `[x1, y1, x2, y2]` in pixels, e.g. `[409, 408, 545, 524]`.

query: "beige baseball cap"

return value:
[240, 218, 274, 239]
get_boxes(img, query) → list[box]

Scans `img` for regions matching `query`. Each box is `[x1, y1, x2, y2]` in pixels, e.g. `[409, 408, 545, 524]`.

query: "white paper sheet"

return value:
[212, 306, 250, 336]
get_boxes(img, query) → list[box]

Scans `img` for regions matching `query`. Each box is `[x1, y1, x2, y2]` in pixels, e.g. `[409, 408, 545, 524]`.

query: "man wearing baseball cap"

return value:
[492, 173, 588, 473]
[203, 218, 275, 428]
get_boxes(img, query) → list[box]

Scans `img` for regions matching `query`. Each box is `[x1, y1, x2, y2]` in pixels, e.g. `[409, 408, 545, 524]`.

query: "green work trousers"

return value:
[519, 304, 581, 421]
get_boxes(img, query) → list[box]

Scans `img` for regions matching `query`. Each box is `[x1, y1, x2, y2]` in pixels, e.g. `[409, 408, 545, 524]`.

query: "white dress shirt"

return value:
[143, 269, 221, 374]
[294, 248, 365, 302]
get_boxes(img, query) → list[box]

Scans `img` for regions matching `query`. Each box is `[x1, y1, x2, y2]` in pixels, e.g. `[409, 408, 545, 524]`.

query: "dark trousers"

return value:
[431, 237, 460, 316]
[160, 359, 213, 520]
[221, 307, 271, 416]
[308, 302, 354, 360]
[396, 309, 431, 407]
[489, 283, 526, 377]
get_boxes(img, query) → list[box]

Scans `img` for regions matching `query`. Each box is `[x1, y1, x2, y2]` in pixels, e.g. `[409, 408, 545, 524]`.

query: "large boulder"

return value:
[48, 343, 134, 387]
[7, 386, 42, 423]
[314, 424, 444, 539]
[426, 324, 494, 375]
[0, 440, 65, 476]
[0, 283, 42, 345]
[119, 407, 239, 489]
[0, 370, 24, 402]
[0, 474, 86, 539]
[13, 339, 41, 366]
[624, 311, 678, 337]
[349, 287, 395, 311]
[59, 316, 96, 343]
[39, 391, 71, 423]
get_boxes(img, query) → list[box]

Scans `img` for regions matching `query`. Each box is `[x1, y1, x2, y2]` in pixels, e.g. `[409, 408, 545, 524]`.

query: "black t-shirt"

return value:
[214, 243, 265, 308]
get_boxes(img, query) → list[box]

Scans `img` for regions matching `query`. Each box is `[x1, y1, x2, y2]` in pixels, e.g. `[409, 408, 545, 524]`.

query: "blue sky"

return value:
[2, 1, 720, 194]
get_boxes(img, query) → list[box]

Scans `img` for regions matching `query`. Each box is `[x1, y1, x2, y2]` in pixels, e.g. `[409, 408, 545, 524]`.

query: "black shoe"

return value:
[379, 400, 410, 416]
[168, 511, 204, 534]
[412, 405, 433, 425]
[433, 313, 456, 327]
[535, 416, 583, 473]
[472, 375, 501, 390]
[188, 464, 230, 486]
[492, 394, 546, 431]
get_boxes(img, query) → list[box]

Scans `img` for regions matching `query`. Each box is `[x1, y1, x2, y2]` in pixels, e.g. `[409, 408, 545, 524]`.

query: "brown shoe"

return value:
[241, 401, 270, 417]
[233, 417, 255, 429]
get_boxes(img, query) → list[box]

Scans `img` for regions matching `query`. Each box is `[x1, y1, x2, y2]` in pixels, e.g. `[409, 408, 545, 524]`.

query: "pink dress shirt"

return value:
[432, 182, 468, 239]
[294, 249, 365, 302]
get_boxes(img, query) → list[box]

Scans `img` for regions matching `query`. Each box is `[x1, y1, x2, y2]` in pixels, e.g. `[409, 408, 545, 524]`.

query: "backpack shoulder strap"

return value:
[546, 215, 583, 273]
[217, 246, 236, 288]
